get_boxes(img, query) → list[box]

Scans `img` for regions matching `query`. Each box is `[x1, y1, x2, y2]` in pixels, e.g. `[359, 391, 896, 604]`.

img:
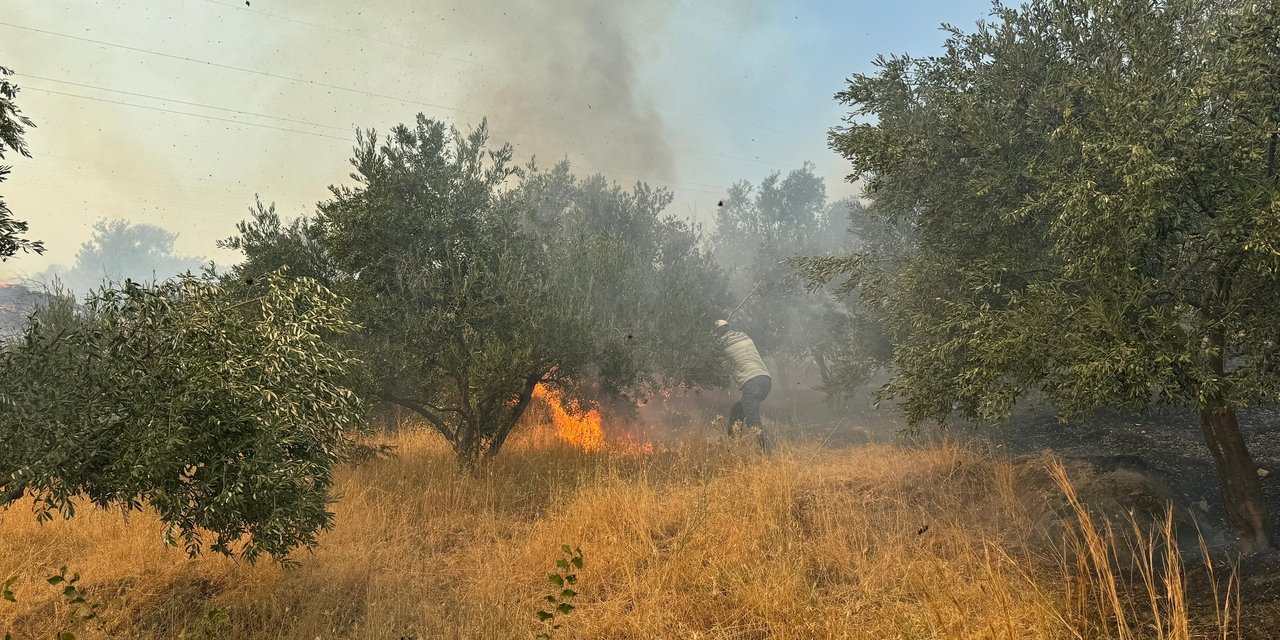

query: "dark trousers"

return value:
[727, 375, 771, 436]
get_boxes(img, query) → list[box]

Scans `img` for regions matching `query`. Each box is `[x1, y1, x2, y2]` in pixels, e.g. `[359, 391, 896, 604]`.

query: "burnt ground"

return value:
[987, 403, 1280, 551]
[984, 403, 1280, 638]
[829, 400, 1280, 638]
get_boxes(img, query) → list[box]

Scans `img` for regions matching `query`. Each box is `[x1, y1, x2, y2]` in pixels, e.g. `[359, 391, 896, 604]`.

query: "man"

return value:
[715, 319, 772, 440]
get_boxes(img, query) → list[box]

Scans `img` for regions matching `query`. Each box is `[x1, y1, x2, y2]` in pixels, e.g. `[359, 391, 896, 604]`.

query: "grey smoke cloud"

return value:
[376, 0, 684, 182]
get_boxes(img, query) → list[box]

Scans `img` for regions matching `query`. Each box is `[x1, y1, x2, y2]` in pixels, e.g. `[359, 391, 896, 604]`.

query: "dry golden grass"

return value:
[0, 426, 1241, 639]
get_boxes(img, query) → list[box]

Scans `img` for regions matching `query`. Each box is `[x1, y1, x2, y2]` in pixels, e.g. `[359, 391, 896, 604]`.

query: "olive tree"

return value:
[224, 116, 726, 466]
[0, 65, 42, 260]
[0, 272, 364, 560]
[800, 0, 1280, 551]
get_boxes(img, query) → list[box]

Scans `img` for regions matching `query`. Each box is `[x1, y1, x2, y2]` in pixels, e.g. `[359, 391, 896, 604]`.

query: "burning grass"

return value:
[0, 425, 1252, 639]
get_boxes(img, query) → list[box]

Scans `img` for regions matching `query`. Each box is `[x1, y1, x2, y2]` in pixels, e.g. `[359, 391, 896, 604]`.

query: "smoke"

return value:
[384, 1, 681, 182]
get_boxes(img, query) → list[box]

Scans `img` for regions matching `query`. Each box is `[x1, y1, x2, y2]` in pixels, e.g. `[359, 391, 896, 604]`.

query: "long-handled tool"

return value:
[726, 281, 763, 321]
[725, 260, 787, 321]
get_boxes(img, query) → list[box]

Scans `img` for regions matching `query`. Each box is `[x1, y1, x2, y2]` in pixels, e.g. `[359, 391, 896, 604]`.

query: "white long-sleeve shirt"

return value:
[722, 330, 770, 389]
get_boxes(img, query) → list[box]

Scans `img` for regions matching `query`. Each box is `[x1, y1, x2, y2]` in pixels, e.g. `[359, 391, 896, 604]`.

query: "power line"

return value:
[19, 84, 727, 196]
[5, 22, 796, 181]
[658, 106, 805, 139]
[12, 189, 240, 223]
[192, 0, 480, 67]
[4, 22, 738, 196]
[19, 166, 251, 201]
[672, 146, 797, 169]
[21, 85, 726, 195]
[22, 86, 357, 142]
[29, 71, 791, 172]
[0, 21, 481, 119]
[21, 74, 356, 134]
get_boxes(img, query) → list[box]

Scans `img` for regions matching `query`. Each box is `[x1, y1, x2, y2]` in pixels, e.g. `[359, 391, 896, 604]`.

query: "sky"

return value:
[0, 0, 996, 281]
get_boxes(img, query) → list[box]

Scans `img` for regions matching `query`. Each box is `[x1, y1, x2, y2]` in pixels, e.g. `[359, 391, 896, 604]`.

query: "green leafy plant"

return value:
[2, 567, 99, 640]
[535, 545, 583, 640]
[177, 605, 231, 640]
[0, 271, 366, 560]
[47, 565, 97, 625]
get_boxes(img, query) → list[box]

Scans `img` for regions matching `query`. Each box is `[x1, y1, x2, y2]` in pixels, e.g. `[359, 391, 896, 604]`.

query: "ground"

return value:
[0, 422, 1264, 639]
[989, 402, 1280, 639]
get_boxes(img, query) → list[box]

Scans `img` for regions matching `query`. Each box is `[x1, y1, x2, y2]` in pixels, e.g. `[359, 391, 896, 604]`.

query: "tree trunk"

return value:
[813, 350, 832, 388]
[1199, 320, 1271, 552]
[1198, 404, 1271, 553]
[483, 374, 543, 461]
[455, 425, 483, 470]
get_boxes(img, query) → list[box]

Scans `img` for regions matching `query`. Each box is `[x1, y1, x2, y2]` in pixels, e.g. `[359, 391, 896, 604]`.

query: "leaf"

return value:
[47, 575, 64, 585]
[547, 574, 564, 587]
[555, 603, 575, 615]
[571, 556, 583, 569]
[555, 559, 569, 571]
[560, 544, 572, 555]
[58, 632, 76, 640]
[544, 594, 556, 603]
[536, 610, 554, 622]
[565, 575, 577, 585]
[560, 589, 577, 599]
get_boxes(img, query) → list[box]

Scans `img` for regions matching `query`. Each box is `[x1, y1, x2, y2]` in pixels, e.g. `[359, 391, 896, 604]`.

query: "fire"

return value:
[532, 385, 605, 452]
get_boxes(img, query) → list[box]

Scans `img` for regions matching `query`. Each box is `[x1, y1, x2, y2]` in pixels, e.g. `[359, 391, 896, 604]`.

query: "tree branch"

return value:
[1187, 175, 1216, 219]
[485, 372, 546, 459]
[379, 391, 456, 443]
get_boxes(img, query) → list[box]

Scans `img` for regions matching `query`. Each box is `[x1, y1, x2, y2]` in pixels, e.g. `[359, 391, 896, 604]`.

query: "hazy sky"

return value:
[1, 0, 994, 281]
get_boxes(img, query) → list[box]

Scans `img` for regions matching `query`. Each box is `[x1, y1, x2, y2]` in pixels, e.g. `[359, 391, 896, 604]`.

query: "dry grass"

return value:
[0, 426, 1241, 639]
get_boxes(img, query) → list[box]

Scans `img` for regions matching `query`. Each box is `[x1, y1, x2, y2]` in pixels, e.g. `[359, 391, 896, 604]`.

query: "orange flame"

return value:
[532, 385, 605, 452]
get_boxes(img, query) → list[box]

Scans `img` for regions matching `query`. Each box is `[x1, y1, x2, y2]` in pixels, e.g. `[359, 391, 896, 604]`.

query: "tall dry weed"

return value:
[0, 427, 1242, 639]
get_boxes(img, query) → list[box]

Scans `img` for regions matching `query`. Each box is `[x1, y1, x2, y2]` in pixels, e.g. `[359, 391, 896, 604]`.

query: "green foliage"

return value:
[520, 161, 731, 401]
[535, 545, 583, 639]
[224, 116, 727, 464]
[0, 65, 42, 260]
[217, 198, 333, 284]
[822, 0, 1280, 423]
[815, 0, 1280, 545]
[177, 606, 231, 640]
[0, 271, 366, 560]
[792, 199, 914, 399]
[46, 566, 97, 624]
[2, 567, 100, 640]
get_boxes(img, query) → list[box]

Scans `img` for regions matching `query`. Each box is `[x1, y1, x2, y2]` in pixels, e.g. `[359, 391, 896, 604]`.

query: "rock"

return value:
[1258, 468, 1271, 479]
